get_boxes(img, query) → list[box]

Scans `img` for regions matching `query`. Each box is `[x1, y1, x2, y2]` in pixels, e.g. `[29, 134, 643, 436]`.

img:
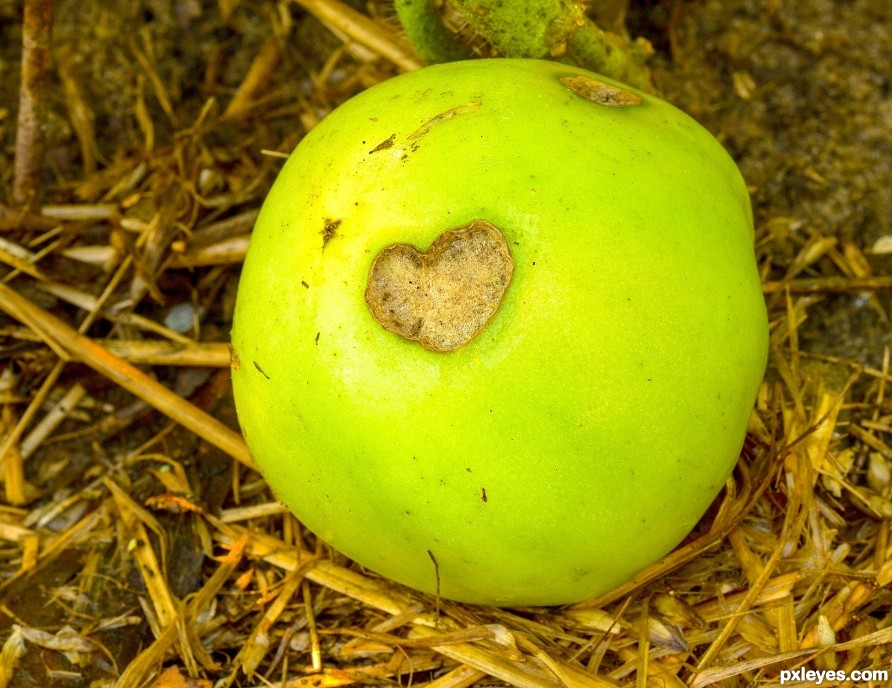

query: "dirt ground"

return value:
[0, 1, 890, 686]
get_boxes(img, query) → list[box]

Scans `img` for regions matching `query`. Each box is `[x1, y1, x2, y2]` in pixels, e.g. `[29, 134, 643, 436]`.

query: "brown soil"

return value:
[1, 1, 890, 686]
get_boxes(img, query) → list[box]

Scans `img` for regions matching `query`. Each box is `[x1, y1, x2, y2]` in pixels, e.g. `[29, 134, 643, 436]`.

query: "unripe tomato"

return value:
[231, 59, 768, 606]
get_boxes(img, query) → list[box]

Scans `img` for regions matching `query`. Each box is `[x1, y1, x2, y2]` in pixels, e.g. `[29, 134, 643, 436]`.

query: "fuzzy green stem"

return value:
[453, 0, 575, 60]
[565, 17, 653, 89]
[393, 0, 652, 90]
[394, 0, 470, 64]
[450, 0, 651, 88]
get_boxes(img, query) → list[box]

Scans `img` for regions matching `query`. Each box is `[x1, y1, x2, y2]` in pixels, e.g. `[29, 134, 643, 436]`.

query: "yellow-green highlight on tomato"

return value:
[231, 58, 768, 606]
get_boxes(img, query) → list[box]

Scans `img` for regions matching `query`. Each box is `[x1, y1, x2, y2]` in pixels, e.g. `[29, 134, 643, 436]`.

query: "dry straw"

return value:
[0, 0, 890, 687]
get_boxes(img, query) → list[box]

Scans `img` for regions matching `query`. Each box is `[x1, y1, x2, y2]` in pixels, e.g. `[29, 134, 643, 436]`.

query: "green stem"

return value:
[451, 0, 576, 61]
[451, 0, 650, 89]
[393, 0, 652, 90]
[565, 16, 653, 90]
[393, 0, 470, 64]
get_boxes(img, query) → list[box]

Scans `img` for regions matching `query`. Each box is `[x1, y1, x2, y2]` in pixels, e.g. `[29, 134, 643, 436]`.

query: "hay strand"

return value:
[1, 1, 890, 686]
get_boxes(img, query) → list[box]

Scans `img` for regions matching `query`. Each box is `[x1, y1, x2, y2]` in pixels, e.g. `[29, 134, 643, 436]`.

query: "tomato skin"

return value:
[231, 59, 768, 606]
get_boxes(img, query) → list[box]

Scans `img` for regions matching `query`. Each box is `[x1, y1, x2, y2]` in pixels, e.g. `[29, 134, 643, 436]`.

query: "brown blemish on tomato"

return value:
[407, 102, 482, 141]
[560, 75, 642, 107]
[370, 133, 396, 153]
[253, 360, 270, 379]
[322, 218, 341, 247]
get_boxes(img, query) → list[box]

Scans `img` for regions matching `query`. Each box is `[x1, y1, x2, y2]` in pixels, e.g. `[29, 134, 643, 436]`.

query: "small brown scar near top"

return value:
[369, 133, 396, 153]
[560, 75, 642, 107]
[408, 102, 482, 141]
[253, 360, 270, 379]
[322, 218, 341, 247]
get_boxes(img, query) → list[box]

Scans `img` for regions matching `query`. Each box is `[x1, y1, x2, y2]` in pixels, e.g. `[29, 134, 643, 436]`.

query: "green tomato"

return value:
[231, 59, 768, 606]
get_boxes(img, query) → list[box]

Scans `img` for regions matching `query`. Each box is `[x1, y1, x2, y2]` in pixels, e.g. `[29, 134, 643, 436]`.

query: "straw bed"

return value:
[1, 1, 890, 687]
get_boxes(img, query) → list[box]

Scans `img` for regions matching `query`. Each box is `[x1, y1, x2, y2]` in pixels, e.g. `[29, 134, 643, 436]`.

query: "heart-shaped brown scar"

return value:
[365, 220, 514, 352]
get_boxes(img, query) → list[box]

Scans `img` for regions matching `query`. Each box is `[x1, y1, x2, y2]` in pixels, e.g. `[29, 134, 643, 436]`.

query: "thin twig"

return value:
[13, 0, 54, 207]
